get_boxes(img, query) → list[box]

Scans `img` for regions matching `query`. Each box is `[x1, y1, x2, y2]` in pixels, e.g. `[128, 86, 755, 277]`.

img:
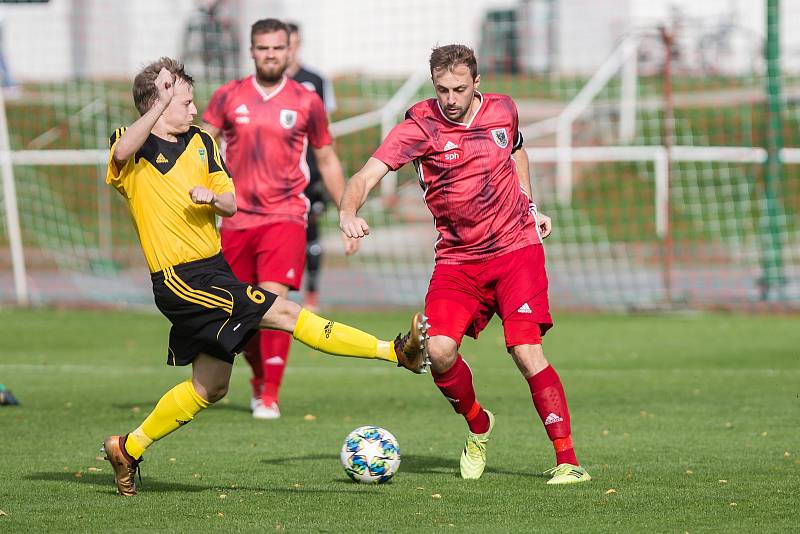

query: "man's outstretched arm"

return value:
[339, 157, 391, 238]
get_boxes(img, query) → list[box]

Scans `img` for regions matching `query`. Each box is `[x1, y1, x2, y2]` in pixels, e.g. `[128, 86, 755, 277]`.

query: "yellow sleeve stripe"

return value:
[212, 140, 225, 173]
[112, 127, 127, 145]
[164, 267, 233, 314]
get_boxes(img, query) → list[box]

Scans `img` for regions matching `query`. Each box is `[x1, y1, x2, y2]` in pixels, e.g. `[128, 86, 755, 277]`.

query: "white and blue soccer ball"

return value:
[340, 426, 401, 484]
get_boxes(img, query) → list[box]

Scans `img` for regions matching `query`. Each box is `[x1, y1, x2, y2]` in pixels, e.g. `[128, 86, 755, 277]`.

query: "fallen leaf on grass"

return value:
[604, 489, 617, 495]
[718, 480, 728, 484]
[784, 451, 791, 458]
[685, 470, 694, 475]
[729, 503, 737, 507]
[87, 467, 102, 472]
[219, 494, 227, 499]
[0, 510, 7, 517]
[431, 493, 441, 499]
[303, 414, 317, 421]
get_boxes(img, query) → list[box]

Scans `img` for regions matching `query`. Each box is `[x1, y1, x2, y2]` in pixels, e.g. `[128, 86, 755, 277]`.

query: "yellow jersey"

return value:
[107, 125, 235, 273]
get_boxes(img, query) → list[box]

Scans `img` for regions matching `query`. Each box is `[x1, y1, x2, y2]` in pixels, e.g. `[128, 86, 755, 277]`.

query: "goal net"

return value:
[0, 0, 798, 311]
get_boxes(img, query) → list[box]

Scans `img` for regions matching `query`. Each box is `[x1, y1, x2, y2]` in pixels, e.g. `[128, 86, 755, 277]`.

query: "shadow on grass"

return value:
[262, 453, 538, 478]
[26, 471, 216, 493]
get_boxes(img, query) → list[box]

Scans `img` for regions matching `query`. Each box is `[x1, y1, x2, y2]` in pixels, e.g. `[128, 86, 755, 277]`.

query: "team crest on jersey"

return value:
[198, 148, 206, 162]
[280, 109, 297, 129]
[492, 128, 508, 148]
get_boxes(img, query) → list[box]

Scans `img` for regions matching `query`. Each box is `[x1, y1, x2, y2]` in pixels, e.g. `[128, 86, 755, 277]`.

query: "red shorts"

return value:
[220, 222, 307, 290]
[425, 244, 553, 349]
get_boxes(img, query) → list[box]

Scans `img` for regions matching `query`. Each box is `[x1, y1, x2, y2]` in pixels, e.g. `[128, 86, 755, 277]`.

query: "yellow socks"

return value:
[292, 308, 397, 363]
[124, 379, 210, 459]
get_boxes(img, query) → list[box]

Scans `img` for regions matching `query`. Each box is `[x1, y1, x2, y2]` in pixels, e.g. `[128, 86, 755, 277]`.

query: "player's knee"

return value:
[193, 380, 229, 403]
[427, 336, 458, 370]
[259, 296, 302, 333]
[205, 383, 229, 403]
[510, 344, 548, 377]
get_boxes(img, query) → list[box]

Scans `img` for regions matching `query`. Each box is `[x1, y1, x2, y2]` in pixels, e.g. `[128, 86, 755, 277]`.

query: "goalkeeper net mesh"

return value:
[0, 0, 798, 311]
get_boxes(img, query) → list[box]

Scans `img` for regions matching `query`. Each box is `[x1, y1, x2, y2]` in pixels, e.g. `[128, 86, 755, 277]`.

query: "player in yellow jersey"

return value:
[102, 57, 429, 496]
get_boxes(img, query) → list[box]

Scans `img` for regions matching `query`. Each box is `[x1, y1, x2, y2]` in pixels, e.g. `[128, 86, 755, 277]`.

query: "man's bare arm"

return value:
[113, 68, 174, 166]
[339, 157, 390, 238]
[511, 148, 552, 238]
[312, 144, 346, 209]
[512, 148, 532, 199]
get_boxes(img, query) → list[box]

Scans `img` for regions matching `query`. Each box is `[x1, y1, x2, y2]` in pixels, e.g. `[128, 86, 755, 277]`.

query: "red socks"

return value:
[260, 329, 292, 405]
[527, 365, 579, 466]
[244, 335, 263, 398]
[432, 355, 490, 434]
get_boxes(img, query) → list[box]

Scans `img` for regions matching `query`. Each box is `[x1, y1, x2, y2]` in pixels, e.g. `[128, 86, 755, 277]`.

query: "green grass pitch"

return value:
[0, 308, 798, 532]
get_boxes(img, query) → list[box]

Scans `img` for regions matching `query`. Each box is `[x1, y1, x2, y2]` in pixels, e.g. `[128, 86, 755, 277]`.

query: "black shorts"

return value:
[151, 253, 277, 366]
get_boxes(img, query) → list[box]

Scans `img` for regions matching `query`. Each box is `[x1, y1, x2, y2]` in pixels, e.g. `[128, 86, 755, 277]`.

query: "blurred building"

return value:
[0, 0, 787, 81]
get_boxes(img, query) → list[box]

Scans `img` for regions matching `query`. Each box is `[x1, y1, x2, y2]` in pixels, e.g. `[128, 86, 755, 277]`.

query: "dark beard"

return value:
[257, 66, 285, 84]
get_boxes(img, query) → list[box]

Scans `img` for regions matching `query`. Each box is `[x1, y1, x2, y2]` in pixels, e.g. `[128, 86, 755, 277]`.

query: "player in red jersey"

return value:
[202, 18, 357, 420]
[340, 44, 591, 484]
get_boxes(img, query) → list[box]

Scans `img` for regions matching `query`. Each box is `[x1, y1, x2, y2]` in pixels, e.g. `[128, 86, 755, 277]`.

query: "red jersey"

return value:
[373, 93, 539, 264]
[203, 75, 332, 230]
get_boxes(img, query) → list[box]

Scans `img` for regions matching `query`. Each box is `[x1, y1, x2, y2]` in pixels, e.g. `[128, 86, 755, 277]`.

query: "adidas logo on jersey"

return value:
[235, 104, 250, 115]
[443, 140, 459, 151]
[155, 153, 169, 164]
[544, 412, 564, 425]
[517, 302, 532, 314]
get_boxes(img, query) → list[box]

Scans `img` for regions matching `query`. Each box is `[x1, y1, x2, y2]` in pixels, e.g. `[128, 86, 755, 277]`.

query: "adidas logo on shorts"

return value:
[517, 302, 532, 314]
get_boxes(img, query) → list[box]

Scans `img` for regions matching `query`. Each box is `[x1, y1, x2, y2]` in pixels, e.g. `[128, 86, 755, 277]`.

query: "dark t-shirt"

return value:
[292, 66, 329, 203]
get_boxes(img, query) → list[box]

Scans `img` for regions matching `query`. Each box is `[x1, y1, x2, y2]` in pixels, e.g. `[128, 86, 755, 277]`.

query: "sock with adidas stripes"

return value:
[527, 365, 579, 466]
[292, 308, 396, 363]
[124, 379, 210, 460]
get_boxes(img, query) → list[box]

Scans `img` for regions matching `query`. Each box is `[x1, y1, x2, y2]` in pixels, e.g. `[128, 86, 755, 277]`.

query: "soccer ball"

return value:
[340, 426, 401, 484]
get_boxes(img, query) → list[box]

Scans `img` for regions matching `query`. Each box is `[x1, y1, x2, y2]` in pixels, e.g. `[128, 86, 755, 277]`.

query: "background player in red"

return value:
[286, 21, 337, 312]
[202, 18, 357, 420]
[339, 44, 591, 484]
